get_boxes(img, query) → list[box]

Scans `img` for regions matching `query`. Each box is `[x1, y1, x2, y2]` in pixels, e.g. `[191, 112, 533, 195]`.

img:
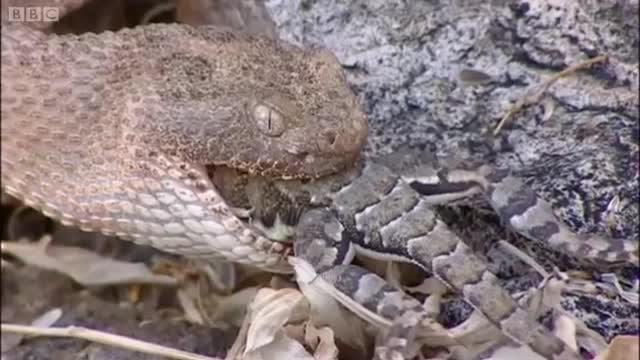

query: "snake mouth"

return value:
[216, 144, 364, 180]
[205, 164, 303, 243]
[205, 164, 252, 216]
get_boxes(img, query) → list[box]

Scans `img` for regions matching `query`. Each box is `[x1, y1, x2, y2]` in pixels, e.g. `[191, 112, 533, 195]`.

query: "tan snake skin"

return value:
[1, 9, 368, 272]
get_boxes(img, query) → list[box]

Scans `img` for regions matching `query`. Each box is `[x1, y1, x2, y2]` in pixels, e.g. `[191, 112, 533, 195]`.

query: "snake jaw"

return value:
[249, 215, 297, 243]
[207, 163, 308, 243]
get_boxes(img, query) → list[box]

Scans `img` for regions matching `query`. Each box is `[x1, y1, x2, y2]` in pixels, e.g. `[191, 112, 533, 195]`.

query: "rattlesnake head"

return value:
[131, 25, 368, 179]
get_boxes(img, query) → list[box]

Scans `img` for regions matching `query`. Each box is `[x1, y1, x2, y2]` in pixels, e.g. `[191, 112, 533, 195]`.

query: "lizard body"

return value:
[226, 152, 636, 359]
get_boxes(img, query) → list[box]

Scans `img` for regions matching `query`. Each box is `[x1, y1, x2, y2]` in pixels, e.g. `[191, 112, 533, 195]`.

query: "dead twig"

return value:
[0, 323, 220, 360]
[493, 55, 609, 135]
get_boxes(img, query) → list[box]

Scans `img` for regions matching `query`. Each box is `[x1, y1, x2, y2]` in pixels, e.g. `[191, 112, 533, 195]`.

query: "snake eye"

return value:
[253, 103, 285, 137]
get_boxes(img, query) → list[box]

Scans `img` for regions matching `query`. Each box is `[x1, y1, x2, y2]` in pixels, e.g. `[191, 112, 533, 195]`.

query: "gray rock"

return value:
[266, 0, 639, 240]
[266, 0, 639, 341]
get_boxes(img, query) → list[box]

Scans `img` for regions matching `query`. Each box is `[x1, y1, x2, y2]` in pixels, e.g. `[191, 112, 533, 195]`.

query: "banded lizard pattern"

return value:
[228, 151, 637, 359]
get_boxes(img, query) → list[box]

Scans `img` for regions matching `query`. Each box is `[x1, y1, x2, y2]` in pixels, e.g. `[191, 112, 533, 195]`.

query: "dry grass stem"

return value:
[0, 323, 221, 360]
[493, 55, 609, 135]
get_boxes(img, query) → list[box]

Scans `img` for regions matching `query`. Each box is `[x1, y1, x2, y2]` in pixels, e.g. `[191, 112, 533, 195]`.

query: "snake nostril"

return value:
[295, 150, 310, 161]
[321, 131, 337, 147]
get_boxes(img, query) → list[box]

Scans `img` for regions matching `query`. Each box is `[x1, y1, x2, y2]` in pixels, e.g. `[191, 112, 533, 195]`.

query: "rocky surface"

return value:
[266, 0, 639, 243]
[266, 0, 639, 340]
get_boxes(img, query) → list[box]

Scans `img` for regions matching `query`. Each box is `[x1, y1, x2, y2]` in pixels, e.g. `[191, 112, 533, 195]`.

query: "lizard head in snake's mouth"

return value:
[207, 165, 310, 242]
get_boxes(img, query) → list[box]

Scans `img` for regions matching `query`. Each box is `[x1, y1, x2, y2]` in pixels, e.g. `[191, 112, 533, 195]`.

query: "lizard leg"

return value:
[293, 207, 434, 360]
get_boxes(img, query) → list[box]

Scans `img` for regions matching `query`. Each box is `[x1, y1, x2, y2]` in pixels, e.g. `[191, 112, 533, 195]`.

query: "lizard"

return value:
[214, 148, 638, 359]
[1, 0, 368, 273]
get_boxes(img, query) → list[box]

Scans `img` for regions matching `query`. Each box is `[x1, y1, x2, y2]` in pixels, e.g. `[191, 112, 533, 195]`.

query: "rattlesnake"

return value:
[1, 4, 367, 272]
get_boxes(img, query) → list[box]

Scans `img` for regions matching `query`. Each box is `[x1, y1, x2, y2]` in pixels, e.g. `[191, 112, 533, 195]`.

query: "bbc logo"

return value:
[6, 6, 60, 22]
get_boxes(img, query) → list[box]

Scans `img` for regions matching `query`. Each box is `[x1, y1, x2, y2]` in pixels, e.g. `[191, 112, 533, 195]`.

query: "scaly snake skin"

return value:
[1, 18, 367, 272]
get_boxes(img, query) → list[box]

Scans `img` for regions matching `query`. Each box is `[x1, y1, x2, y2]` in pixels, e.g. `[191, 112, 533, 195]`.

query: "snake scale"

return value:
[1, 11, 367, 272]
[1, 1, 637, 359]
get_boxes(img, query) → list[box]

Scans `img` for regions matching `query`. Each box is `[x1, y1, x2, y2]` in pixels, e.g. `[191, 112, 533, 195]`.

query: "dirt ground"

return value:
[2, 265, 236, 359]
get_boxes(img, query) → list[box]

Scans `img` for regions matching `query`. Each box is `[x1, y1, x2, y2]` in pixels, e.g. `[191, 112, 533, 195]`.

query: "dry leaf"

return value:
[1, 308, 63, 353]
[554, 314, 578, 352]
[177, 289, 205, 325]
[600, 273, 639, 305]
[595, 336, 640, 360]
[244, 288, 309, 355]
[231, 286, 340, 360]
[304, 323, 338, 360]
[290, 257, 369, 353]
[1, 241, 177, 286]
[31, 308, 63, 329]
[245, 332, 313, 360]
[486, 345, 547, 360]
[448, 310, 503, 347]
[209, 287, 260, 327]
